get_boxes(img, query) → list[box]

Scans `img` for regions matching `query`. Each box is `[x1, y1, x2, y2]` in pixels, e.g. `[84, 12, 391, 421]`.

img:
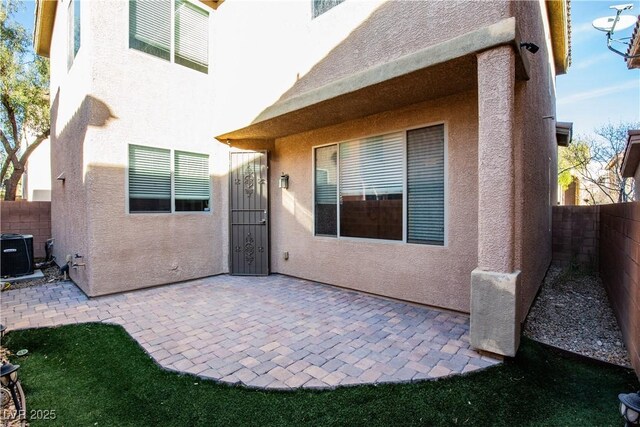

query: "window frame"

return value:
[67, 0, 81, 71]
[127, 0, 210, 74]
[311, 122, 448, 246]
[126, 144, 212, 215]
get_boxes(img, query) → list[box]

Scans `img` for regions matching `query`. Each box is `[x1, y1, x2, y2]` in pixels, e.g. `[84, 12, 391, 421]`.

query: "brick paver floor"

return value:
[1, 275, 500, 389]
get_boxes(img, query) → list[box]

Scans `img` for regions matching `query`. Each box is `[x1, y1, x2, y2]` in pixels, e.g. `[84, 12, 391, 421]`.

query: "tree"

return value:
[558, 122, 638, 204]
[0, 1, 50, 201]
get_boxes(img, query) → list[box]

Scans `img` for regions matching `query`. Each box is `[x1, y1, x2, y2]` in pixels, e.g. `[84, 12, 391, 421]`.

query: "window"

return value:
[314, 124, 445, 245]
[67, 0, 80, 70]
[129, 0, 209, 73]
[128, 145, 210, 213]
[312, 0, 345, 18]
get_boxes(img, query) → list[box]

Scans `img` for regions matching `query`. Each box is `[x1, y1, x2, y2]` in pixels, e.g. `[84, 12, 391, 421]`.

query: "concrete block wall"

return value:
[1, 201, 52, 258]
[551, 205, 600, 270]
[599, 202, 640, 377]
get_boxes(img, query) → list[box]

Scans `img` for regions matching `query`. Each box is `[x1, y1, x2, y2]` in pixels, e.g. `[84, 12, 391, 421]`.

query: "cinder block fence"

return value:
[552, 203, 640, 378]
[0, 201, 52, 258]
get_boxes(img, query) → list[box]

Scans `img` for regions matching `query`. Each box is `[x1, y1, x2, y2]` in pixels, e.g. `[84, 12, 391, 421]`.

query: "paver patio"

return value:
[0, 275, 500, 389]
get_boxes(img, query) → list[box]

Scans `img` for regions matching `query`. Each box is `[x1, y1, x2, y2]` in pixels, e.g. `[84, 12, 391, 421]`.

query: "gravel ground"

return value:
[1, 265, 66, 292]
[524, 265, 631, 367]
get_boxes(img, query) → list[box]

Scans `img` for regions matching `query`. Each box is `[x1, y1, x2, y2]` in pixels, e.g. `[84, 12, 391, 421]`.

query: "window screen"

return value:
[129, 145, 171, 212]
[407, 125, 445, 245]
[129, 0, 171, 61]
[174, 151, 210, 212]
[175, 0, 209, 73]
[312, 0, 345, 18]
[314, 145, 337, 236]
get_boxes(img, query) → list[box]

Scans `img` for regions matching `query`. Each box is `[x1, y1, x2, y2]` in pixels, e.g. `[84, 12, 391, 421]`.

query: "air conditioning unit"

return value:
[1, 234, 34, 277]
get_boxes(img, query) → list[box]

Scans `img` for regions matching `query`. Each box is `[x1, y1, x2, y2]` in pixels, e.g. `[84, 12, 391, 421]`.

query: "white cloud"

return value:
[558, 80, 640, 105]
[572, 53, 611, 70]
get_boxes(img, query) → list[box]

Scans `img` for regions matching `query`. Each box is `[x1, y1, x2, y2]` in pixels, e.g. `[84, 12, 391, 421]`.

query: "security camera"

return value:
[520, 42, 540, 54]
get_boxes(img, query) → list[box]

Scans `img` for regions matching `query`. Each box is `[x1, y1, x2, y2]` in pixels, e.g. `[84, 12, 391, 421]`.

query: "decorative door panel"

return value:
[230, 151, 269, 275]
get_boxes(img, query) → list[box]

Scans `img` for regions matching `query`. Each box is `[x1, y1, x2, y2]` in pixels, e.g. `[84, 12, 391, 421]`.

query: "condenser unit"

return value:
[1, 234, 34, 277]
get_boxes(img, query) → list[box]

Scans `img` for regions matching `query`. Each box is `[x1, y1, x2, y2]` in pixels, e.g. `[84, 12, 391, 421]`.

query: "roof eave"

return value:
[621, 130, 640, 178]
[546, 0, 571, 75]
[33, 0, 57, 58]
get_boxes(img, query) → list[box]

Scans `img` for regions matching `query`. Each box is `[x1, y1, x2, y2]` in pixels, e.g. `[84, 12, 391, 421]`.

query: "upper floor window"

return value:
[67, 0, 81, 70]
[312, 0, 345, 18]
[129, 0, 209, 74]
[314, 124, 446, 245]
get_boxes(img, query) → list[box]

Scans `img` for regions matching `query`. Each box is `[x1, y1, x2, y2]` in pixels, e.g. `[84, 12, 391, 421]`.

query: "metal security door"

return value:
[230, 151, 269, 275]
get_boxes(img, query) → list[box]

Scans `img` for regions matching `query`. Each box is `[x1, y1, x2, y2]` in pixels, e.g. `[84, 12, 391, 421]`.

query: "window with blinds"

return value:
[67, 0, 81, 70]
[407, 125, 445, 245]
[313, 125, 446, 244]
[129, 0, 208, 73]
[175, 151, 210, 211]
[340, 133, 404, 240]
[175, 0, 209, 73]
[312, 0, 346, 18]
[315, 145, 338, 236]
[129, 145, 171, 212]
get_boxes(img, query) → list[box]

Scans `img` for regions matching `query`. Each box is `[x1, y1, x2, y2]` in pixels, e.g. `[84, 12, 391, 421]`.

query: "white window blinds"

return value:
[129, 0, 171, 60]
[175, 0, 209, 72]
[407, 125, 445, 245]
[339, 133, 404, 199]
[128, 145, 171, 200]
[174, 151, 210, 201]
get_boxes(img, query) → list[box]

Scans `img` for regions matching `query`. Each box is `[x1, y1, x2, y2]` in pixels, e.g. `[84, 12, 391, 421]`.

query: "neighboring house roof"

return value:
[621, 129, 640, 178]
[626, 16, 640, 69]
[546, 0, 572, 75]
[33, 0, 225, 57]
[556, 121, 573, 146]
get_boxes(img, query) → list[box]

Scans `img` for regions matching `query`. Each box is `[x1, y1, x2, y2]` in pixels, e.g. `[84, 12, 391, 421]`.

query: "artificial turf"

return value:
[3, 323, 638, 426]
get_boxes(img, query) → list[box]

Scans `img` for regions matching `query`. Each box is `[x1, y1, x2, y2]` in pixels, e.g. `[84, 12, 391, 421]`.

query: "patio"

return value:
[0, 275, 499, 389]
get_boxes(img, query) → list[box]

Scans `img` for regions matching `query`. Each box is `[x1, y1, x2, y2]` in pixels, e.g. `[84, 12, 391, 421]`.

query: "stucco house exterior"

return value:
[622, 130, 640, 200]
[33, 0, 571, 357]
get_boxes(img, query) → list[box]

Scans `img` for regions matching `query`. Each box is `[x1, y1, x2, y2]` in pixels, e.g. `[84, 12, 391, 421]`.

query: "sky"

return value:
[10, 0, 640, 138]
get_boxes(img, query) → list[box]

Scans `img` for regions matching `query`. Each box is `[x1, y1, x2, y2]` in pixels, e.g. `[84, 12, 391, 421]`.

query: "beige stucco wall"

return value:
[49, 0, 93, 291]
[512, 0, 557, 323]
[212, 0, 510, 137]
[50, 0, 229, 295]
[266, 92, 478, 313]
[24, 138, 51, 201]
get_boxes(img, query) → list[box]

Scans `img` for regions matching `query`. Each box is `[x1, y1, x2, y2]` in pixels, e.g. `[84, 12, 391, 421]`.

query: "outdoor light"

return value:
[0, 362, 20, 387]
[279, 173, 289, 189]
[619, 391, 640, 426]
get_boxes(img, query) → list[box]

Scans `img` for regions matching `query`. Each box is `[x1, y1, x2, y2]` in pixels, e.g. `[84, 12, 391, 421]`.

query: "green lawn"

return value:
[3, 323, 638, 426]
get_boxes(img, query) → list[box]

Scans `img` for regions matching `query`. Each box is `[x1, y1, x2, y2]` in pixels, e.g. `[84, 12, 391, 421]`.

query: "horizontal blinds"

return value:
[129, 145, 171, 199]
[340, 132, 404, 197]
[407, 125, 445, 245]
[315, 145, 337, 205]
[129, 0, 171, 55]
[175, 0, 209, 68]
[175, 151, 210, 200]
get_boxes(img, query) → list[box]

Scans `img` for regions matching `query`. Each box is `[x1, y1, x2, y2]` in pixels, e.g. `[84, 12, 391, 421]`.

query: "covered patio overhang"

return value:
[216, 17, 531, 142]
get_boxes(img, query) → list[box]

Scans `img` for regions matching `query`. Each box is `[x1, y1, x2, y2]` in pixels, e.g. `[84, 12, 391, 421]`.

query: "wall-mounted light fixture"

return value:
[56, 172, 65, 183]
[279, 173, 289, 189]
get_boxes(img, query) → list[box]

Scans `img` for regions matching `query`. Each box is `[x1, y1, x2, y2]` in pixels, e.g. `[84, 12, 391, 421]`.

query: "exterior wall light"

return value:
[619, 391, 640, 426]
[279, 173, 289, 189]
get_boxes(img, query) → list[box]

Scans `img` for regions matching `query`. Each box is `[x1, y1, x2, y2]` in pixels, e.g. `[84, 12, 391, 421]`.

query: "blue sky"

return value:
[11, 0, 640, 138]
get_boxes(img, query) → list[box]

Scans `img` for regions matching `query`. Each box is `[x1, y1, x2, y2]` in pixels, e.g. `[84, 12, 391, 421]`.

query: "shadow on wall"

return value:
[50, 91, 117, 288]
[242, 0, 506, 129]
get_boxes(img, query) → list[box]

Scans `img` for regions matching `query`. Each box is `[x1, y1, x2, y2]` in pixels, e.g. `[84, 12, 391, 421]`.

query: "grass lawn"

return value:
[3, 323, 638, 426]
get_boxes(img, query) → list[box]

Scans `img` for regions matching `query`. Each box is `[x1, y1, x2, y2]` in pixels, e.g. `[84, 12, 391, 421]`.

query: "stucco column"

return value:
[470, 46, 521, 357]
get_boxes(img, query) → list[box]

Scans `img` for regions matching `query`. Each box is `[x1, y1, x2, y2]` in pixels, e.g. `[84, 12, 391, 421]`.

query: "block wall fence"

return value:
[552, 203, 640, 378]
[1, 201, 52, 258]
